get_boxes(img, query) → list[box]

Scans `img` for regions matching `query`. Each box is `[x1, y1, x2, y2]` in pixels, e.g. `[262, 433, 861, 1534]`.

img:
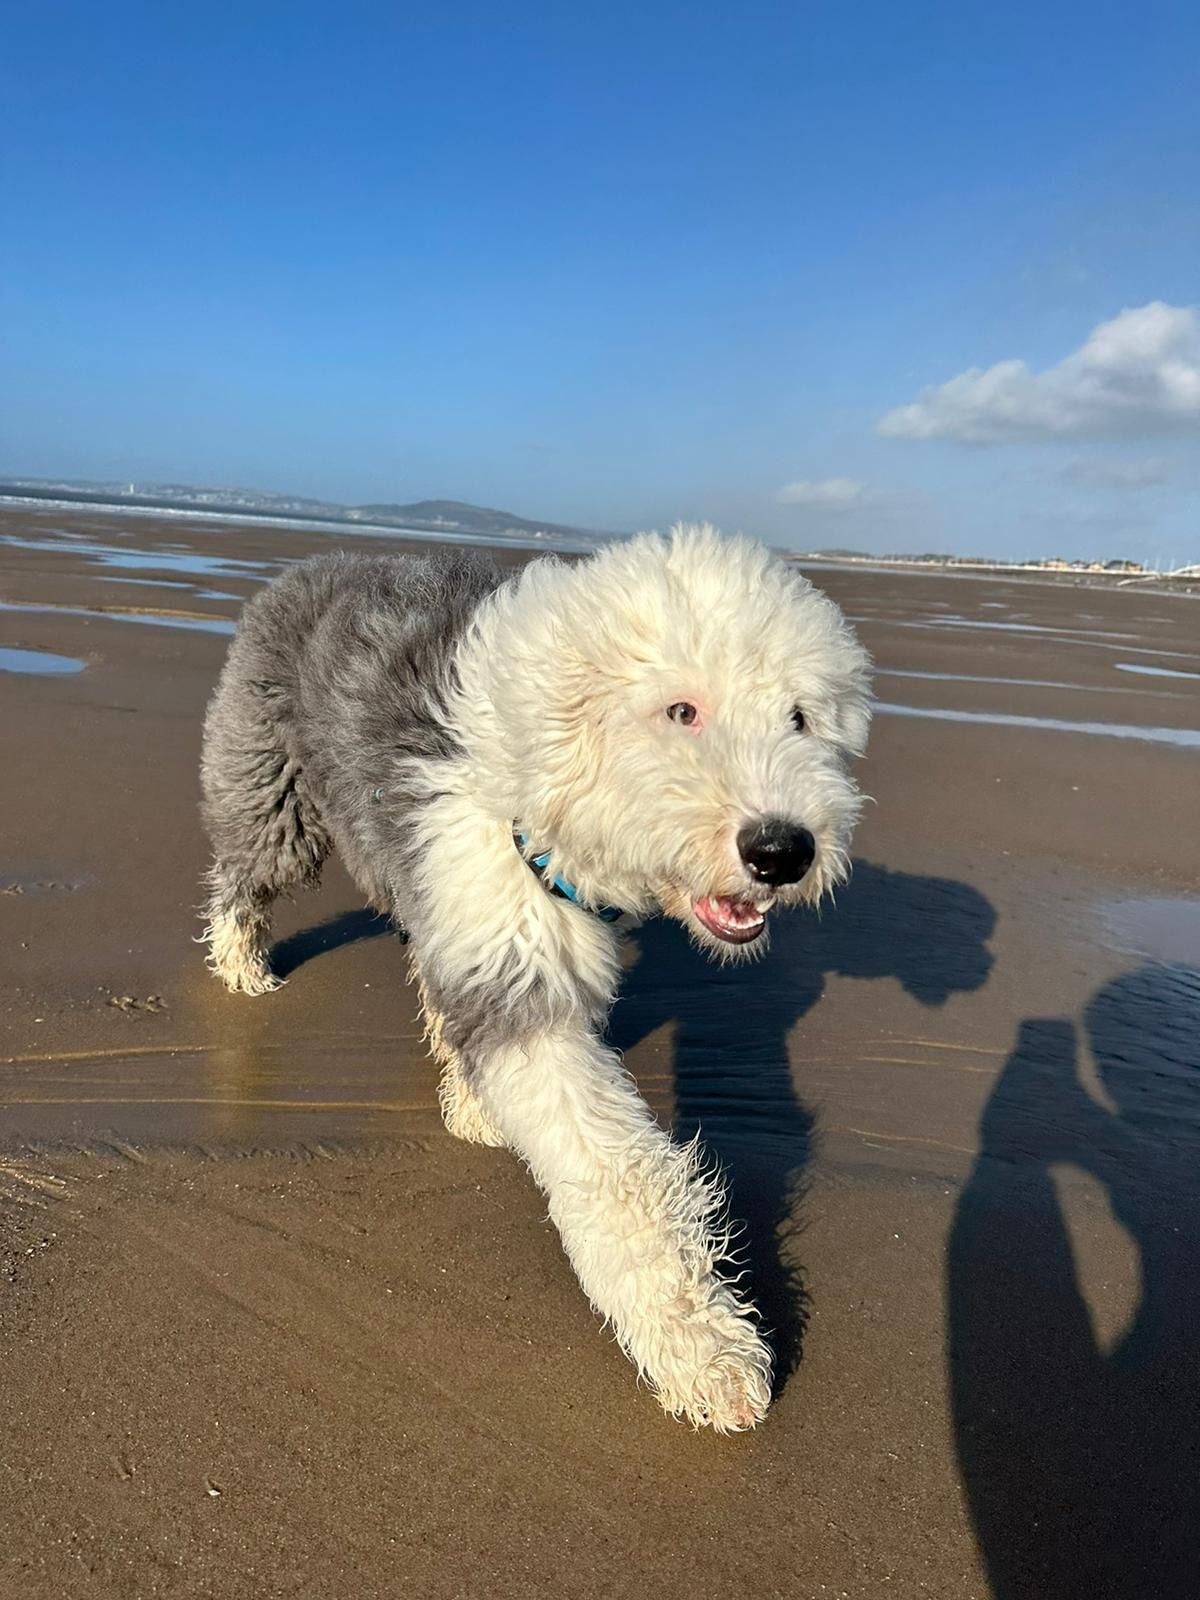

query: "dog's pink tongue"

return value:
[694, 896, 766, 944]
[711, 897, 761, 928]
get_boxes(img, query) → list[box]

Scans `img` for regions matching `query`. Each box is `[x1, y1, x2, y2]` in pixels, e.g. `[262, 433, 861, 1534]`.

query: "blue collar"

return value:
[513, 830, 625, 923]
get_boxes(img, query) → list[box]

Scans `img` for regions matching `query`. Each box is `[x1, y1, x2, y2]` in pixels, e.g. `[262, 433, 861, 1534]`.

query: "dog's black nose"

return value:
[737, 819, 816, 886]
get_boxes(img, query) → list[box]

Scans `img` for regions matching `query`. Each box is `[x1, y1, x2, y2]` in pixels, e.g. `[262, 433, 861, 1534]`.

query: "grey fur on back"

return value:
[201, 548, 504, 919]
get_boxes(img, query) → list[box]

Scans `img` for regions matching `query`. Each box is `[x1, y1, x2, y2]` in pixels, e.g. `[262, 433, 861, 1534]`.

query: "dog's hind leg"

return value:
[416, 974, 506, 1147]
[201, 867, 289, 996]
[200, 686, 330, 995]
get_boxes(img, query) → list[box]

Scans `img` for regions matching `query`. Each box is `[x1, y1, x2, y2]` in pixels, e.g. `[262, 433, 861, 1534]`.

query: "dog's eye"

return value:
[791, 706, 807, 733]
[667, 702, 698, 727]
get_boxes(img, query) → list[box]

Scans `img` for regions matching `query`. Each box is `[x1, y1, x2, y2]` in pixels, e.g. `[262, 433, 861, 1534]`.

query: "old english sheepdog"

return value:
[200, 525, 871, 1431]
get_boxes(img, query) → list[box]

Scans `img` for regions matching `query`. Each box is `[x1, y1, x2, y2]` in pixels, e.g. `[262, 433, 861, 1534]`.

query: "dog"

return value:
[199, 524, 871, 1431]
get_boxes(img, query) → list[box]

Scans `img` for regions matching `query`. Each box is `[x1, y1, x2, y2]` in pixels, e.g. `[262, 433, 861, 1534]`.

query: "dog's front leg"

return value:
[474, 1023, 772, 1431]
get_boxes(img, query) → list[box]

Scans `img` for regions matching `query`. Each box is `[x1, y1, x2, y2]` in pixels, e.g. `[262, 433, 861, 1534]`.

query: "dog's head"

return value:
[482, 524, 871, 959]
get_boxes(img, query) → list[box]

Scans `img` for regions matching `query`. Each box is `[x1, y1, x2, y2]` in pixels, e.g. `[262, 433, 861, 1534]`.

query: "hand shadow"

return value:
[608, 859, 996, 1394]
[948, 962, 1200, 1600]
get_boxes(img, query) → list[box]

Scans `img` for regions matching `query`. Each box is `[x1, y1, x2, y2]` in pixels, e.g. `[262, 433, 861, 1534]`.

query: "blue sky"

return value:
[2, 1, 1198, 561]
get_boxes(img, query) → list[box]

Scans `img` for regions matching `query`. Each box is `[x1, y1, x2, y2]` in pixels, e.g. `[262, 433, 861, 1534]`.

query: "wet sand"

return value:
[2, 505, 1198, 1598]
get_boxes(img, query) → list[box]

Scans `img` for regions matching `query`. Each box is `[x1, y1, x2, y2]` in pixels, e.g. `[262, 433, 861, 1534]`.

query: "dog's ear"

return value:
[828, 636, 873, 756]
[524, 654, 612, 838]
[834, 691, 872, 757]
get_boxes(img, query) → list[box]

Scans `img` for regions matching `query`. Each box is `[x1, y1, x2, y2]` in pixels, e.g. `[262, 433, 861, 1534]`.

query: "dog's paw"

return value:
[202, 913, 282, 996]
[222, 965, 286, 996]
[204, 946, 285, 995]
[658, 1334, 773, 1433]
[675, 1345, 772, 1432]
[644, 1303, 773, 1433]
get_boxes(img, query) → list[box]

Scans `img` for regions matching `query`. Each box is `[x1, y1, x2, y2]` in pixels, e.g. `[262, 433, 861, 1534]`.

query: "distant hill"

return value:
[347, 498, 598, 542]
[0, 478, 611, 545]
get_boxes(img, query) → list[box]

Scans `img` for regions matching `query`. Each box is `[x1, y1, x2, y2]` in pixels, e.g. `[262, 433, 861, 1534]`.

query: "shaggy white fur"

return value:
[201, 902, 283, 995]
[201, 524, 871, 1432]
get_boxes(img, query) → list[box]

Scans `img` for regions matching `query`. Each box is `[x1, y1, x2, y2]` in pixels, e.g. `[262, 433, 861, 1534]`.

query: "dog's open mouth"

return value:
[692, 896, 767, 945]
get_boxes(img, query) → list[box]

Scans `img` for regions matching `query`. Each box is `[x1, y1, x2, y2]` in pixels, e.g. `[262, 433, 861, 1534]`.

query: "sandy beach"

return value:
[2, 503, 1197, 1599]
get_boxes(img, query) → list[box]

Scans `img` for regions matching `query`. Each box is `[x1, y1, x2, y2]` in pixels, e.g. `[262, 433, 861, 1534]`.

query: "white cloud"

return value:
[1056, 456, 1169, 491]
[878, 302, 1200, 444]
[775, 476, 870, 509]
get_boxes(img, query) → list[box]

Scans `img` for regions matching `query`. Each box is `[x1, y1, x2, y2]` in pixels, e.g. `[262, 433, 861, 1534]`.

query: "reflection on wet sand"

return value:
[0, 531, 280, 580]
[1104, 895, 1200, 964]
[949, 964, 1200, 1599]
[877, 666, 1188, 698]
[0, 599, 237, 634]
[862, 613, 1200, 664]
[876, 701, 1200, 748]
[2, 1036, 439, 1152]
[0, 645, 86, 676]
[1115, 661, 1200, 681]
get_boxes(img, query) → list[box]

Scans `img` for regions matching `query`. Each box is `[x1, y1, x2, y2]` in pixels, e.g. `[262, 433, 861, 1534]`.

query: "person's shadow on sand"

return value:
[609, 859, 996, 1391]
[948, 962, 1200, 1600]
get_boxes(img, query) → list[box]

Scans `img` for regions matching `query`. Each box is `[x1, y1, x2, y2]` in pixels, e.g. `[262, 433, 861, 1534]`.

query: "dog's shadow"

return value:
[608, 859, 996, 1393]
[270, 907, 396, 980]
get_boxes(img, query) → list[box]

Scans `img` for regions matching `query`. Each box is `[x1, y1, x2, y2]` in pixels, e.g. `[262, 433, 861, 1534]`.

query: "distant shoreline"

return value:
[794, 551, 1200, 593]
[2, 487, 1195, 593]
[0, 491, 601, 555]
